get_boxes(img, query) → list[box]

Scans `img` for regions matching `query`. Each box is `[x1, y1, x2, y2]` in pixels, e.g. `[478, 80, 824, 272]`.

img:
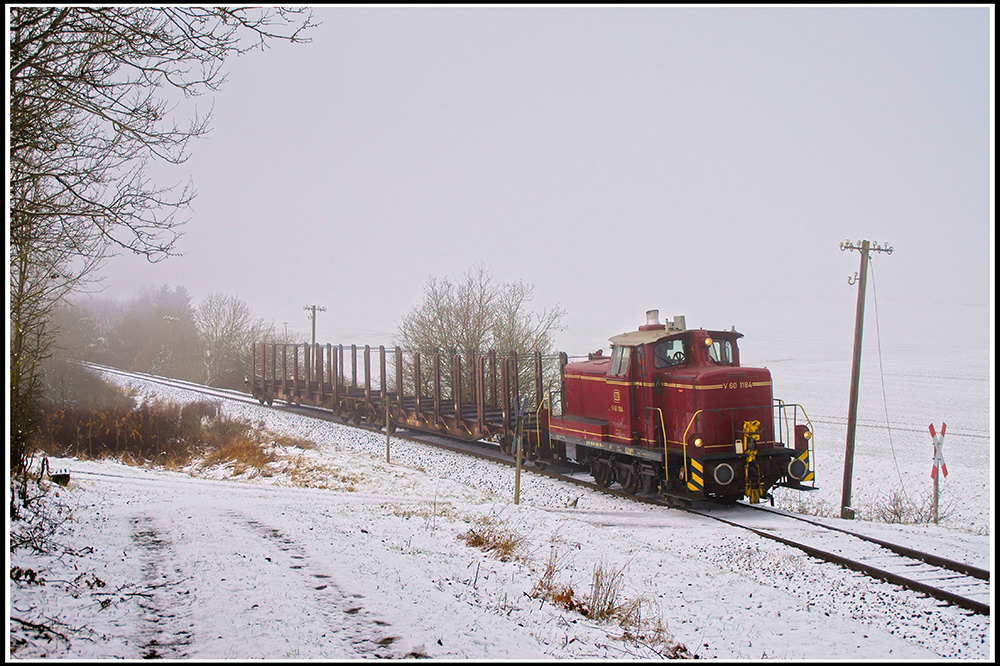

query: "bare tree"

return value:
[8, 7, 315, 473]
[395, 264, 565, 397]
[195, 293, 276, 388]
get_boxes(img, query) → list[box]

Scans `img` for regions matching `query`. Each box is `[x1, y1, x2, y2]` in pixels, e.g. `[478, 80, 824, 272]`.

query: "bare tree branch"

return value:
[9, 6, 316, 472]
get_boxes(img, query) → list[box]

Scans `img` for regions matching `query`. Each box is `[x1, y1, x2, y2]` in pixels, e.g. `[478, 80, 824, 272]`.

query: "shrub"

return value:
[33, 397, 226, 467]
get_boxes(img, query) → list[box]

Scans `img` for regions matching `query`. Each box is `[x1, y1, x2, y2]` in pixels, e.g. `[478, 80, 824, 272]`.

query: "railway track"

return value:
[685, 504, 990, 616]
[87, 363, 991, 617]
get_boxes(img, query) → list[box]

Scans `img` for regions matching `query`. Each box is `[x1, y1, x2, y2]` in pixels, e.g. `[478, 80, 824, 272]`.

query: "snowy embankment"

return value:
[8, 373, 993, 660]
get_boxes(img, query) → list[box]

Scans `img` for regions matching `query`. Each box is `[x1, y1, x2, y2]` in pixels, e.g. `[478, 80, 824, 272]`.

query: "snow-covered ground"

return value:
[8, 368, 993, 660]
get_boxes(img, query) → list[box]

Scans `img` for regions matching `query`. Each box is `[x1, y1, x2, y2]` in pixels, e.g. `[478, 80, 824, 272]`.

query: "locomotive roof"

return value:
[608, 327, 743, 346]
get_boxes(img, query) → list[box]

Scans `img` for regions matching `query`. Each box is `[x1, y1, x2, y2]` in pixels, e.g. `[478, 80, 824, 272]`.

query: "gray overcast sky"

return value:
[92, 6, 993, 351]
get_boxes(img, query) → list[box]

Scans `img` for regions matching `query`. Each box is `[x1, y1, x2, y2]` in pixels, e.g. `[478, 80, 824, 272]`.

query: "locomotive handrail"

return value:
[788, 402, 817, 482]
[772, 399, 816, 481]
[680, 409, 704, 483]
[645, 407, 669, 487]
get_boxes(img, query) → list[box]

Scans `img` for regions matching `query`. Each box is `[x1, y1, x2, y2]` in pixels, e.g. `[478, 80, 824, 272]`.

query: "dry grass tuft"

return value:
[268, 433, 318, 450]
[530, 547, 694, 658]
[385, 501, 462, 522]
[200, 431, 277, 476]
[587, 559, 628, 621]
[279, 456, 364, 490]
[458, 513, 526, 562]
[531, 547, 587, 614]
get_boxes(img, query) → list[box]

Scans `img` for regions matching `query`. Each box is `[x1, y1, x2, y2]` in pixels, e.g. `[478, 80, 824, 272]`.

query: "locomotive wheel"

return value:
[619, 467, 642, 495]
[592, 460, 614, 488]
[640, 473, 658, 495]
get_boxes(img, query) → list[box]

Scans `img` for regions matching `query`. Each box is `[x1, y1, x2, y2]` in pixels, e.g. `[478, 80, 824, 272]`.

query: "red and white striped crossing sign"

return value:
[929, 423, 947, 479]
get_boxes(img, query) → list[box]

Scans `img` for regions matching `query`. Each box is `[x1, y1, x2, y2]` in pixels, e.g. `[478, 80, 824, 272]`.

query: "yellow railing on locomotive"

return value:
[679, 409, 703, 491]
[534, 392, 550, 450]
[645, 406, 669, 490]
[773, 400, 817, 484]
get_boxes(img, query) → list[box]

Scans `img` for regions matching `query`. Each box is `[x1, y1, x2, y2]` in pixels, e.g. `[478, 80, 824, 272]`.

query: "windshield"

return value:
[708, 338, 735, 365]
[608, 346, 631, 376]
[653, 339, 687, 368]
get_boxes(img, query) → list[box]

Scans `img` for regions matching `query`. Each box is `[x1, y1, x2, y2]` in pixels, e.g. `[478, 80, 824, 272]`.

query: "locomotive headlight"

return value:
[713, 463, 735, 485]
[802, 429, 812, 440]
[693, 437, 703, 448]
[703, 337, 713, 347]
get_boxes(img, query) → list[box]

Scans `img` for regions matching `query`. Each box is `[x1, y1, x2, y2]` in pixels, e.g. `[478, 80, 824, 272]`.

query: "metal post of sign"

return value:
[930, 422, 947, 524]
[386, 394, 391, 464]
[933, 455, 939, 525]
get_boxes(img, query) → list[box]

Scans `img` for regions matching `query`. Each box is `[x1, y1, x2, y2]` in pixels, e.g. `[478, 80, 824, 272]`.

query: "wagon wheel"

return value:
[499, 437, 512, 456]
[619, 466, 642, 495]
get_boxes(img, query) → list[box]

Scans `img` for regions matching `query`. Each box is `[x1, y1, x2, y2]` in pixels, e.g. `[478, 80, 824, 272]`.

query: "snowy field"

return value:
[8, 362, 993, 660]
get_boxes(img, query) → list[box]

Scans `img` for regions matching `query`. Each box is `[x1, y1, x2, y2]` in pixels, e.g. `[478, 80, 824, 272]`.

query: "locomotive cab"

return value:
[550, 309, 815, 503]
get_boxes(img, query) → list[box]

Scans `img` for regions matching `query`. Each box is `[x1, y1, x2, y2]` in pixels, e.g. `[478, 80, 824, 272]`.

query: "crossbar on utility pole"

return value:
[839, 239, 892, 520]
[303, 304, 327, 346]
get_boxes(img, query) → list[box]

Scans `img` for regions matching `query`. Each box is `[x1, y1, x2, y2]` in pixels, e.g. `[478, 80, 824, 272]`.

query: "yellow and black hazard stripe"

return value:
[797, 448, 814, 482]
[686, 458, 704, 493]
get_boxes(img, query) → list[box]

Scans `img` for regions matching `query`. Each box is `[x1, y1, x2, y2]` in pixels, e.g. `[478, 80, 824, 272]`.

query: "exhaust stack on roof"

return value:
[639, 309, 665, 332]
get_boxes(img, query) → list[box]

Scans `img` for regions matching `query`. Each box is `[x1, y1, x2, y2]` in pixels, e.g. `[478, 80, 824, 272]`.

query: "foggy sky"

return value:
[90, 6, 993, 352]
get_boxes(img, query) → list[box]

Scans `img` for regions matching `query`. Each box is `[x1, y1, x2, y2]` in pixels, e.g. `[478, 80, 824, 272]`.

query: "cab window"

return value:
[708, 339, 735, 365]
[653, 339, 687, 368]
[608, 346, 631, 376]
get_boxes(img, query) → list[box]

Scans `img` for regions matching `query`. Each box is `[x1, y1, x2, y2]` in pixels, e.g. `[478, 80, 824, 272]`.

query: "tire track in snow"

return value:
[224, 509, 405, 657]
[129, 514, 195, 658]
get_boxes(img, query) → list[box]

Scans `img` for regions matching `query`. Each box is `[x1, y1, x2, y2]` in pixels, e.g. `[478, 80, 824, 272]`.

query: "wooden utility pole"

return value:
[839, 239, 893, 519]
[303, 304, 326, 346]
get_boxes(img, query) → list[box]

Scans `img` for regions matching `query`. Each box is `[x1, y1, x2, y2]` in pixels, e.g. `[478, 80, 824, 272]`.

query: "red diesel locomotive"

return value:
[548, 310, 815, 504]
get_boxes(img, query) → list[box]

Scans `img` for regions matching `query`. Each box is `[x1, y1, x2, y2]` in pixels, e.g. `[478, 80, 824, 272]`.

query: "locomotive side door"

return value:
[606, 345, 634, 444]
[634, 344, 656, 448]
